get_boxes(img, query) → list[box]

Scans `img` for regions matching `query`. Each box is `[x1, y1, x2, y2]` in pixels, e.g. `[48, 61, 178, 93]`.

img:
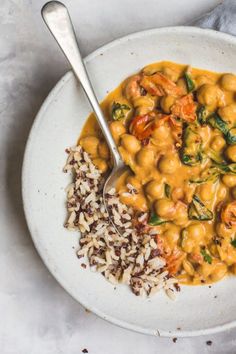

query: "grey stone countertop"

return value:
[1, 0, 236, 353]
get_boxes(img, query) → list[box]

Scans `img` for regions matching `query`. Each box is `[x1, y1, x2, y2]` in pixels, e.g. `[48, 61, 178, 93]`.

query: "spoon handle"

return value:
[41, 1, 122, 167]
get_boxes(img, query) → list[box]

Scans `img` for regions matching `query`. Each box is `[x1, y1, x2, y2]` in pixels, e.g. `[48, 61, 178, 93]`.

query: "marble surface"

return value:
[1, 0, 236, 353]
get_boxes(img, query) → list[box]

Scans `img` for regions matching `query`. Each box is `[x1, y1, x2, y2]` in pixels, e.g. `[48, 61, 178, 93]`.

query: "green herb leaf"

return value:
[213, 162, 236, 174]
[197, 105, 208, 125]
[226, 128, 236, 145]
[164, 183, 171, 198]
[148, 213, 166, 226]
[189, 167, 219, 184]
[207, 112, 229, 135]
[201, 249, 212, 264]
[188, 195, 213, 221]
[180, 125, 203, 166]
[231, 239, 236, 248]
[111, 102, 130, 120]
[206, 148, 225, 164]
[184, 72, 195, 92]
[189, 162, 236, 184]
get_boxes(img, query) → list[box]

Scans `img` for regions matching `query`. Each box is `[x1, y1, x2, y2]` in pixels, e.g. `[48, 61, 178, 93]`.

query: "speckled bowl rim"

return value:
[22, 26, 236, 337]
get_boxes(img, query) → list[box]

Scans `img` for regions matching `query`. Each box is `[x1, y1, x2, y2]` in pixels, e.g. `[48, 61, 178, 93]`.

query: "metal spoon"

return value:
[42, 1, 127, 226]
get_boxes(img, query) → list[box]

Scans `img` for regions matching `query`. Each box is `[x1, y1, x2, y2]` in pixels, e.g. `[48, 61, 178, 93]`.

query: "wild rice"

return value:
[64, 145, 179, 298]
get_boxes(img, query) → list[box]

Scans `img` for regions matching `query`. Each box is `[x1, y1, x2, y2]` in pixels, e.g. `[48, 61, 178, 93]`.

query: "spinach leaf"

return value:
[111, 102, 130, 120]
[226, 128, 236, 145]
[207, 112, 228, 135]
[148, 213, 167, 226]
[188, 195, 213, 221]
[201, 249, 212, 264]
[164, 183, 171, 198]
[180, 125, 202, 166]
[231, 239, 236, 248]
[190, 163, 236, 184]
[206, 148, 225, 164]
[184, 72, 195, 92]
[197, 105, 208, 125]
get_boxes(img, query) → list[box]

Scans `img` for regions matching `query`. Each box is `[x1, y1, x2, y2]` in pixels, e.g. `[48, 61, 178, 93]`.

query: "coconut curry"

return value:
[79, 61, 236, 285]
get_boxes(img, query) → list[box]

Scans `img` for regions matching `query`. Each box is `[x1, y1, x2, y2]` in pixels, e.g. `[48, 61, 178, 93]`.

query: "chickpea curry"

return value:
[79, 61, 236, 285]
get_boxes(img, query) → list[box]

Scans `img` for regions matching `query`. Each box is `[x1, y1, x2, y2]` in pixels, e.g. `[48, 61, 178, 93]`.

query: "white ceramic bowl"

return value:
[22, 27, 236, 337]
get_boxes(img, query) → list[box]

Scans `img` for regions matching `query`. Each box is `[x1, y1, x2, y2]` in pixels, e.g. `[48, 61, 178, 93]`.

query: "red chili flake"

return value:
[140, 86, 147, 96]
[206, 341, 212, 346]
[172, 338, 177, 343]
[141, 138, 150, 146]
[82, 349, 88, 353]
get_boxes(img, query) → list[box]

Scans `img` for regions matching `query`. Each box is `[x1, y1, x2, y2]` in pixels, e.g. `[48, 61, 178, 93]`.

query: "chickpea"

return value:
[160, 95, 176, 114]
[176, 77, 188, 95]
[217, 183, 227, 200]
[198, 262, 213, 278]
[216, 222, 234, 238]
[158, 154, 180, 174]
[225, 145, 236, 162]
[231, 186, 236, 199]
[120, 134, 141, 154]
[181, 232, 195, 253]
[120, 192, 147, 211]
[162, 67, 179, 82]
[109, 121, 126, 143]
[134, 96, 156, 115]
[171, 187, 184, 202]
[186, 223, 206, 240]
[195, 75, 213, 88]
[218, 104, 236, 125]
[209, 244, 219, 258]
[163, 224, 180, 249]
[126, 175, 142, 190]
[124, 75, 141, 101]
[92, 158, 108, 173]
[136, 147, 155, 167]
[223, 247, 236, 265]
[210, 262, 227, 282]
[220, 73, 236, 91]
[210, 135, 226, 152]
[184, 184, 196, 204]
[98, 141, 110, 159]
[154, 198, 175, 219]
[197, 84, 225, 111]
[152, 125, 170, 140]
[222, 174, 236, 188]
[199, 182, 214, 201]
[174, 202, 188, 226]
[80, 136, 99, 157]
[145, 180, 164, 199]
